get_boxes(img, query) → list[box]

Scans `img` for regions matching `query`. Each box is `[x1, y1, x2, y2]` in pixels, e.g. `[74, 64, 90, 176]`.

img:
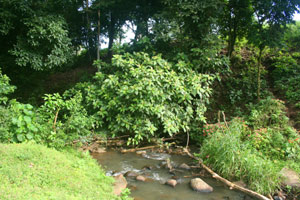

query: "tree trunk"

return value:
[85, 0, 92, 61]
[108, 11, 115, 59]
[257, 47, 264, 101]
[97, 9, 101, 60]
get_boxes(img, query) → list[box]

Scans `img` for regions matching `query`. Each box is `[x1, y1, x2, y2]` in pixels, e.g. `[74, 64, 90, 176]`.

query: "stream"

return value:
[92, 150, 254, 200]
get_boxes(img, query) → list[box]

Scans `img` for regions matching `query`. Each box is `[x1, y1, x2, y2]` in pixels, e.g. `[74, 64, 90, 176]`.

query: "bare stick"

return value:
[186, 131, 190, 149]
[221, 111, 229, 129]
[52, 109, 60, 132]
[183, 148, 270, 200]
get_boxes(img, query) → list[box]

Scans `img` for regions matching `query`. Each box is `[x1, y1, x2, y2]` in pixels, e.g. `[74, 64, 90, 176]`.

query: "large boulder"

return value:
[280, 168, 300, 190]
[113, 174, 127, 195]
[190, 178, 213, 193]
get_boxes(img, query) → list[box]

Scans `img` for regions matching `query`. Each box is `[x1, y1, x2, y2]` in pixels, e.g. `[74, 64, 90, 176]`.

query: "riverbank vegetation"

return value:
[1, 0, 300, 199]
[0, 143, 126, 200]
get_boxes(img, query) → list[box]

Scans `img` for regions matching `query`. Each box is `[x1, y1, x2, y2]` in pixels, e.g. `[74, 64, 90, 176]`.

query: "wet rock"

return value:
[166, 179, 177, 187]
[273, 196, 283, 200]
[280, 168, 300, 190]
[128, 184, 137, 191]
[113, 174, 127, 196]
[190, 178, 213, 193]
[179, 163, 191, 170]
[136, 175, 146, 182]
[142, 165, 154, 170]
[124, 171, 139, 178]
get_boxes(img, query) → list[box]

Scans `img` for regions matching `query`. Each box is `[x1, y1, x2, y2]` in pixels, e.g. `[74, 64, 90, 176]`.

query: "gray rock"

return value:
[280, 168, 300, 189]
[166, 179, 177, 187]
[136, 175, 146, 182]
[113, 174, 127, 196]
[179, 163, 191, 170]
[190, 178, 213, 193]
[124, 171, 139, 178]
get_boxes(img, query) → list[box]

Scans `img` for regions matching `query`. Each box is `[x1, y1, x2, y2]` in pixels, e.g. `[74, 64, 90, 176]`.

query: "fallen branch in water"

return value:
[121, 142, 176, 153]
[183, 148, 271, 200]
[121, 145, 159, 153]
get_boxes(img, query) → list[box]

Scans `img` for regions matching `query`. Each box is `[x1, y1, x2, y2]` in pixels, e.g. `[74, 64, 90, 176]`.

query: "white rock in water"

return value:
[166, 179, 177, 187]
[190, 178, 213, 193]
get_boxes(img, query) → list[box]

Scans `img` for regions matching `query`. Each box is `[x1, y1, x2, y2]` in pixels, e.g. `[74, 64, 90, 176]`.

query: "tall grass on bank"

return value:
[199, 118, 282, 195]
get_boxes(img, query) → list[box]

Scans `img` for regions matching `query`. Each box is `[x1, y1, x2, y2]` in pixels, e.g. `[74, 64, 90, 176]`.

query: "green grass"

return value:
[0, 143, 123, 200]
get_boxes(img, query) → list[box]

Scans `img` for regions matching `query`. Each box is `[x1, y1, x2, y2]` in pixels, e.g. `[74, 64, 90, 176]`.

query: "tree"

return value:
[0, 0, 76, 71]
[219, 0, 252, 58]
[247, 0, 300, 100]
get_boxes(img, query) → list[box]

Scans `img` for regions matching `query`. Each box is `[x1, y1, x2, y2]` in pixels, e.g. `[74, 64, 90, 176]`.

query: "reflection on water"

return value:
[92, 150, 254, 200]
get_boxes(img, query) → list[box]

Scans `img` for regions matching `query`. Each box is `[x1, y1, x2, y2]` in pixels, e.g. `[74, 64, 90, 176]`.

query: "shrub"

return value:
[271, 54, 300, 103]
[70, 52, 214, 144]
[0, 143, 128, 200]
[0, 68, 15, 104]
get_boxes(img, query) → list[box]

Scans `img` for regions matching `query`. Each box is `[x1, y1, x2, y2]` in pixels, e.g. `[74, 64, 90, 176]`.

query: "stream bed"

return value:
[92, 150, 254, 200]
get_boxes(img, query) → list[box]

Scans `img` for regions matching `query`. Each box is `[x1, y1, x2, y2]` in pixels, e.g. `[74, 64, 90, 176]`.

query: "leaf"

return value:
[26, 133, 33, 140]
[24, 116, 32, 124]
[17, 134, 24, 142]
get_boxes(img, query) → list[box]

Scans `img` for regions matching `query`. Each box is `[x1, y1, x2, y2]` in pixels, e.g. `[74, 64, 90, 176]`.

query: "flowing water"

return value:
[92, 150, 254, 200]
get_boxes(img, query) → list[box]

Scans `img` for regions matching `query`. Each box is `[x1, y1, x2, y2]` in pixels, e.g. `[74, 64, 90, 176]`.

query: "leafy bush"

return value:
[271, 54, 300, 103]
[0, 68, 95, 148]
[0, 68, 15, 104]
[246, 98, 289, 129]
[39, 92, 96, 148]
[246, 98, 300, 160]
[0, 143, 129, 200]
[71, 52, 214, 144]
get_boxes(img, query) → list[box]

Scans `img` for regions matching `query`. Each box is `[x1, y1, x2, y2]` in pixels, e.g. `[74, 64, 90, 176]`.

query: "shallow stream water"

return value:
[92, 150, 254, 200]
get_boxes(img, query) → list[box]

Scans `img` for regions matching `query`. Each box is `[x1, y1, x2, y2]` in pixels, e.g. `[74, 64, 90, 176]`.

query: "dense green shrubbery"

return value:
[0, 143, 129, 200]
[0, 68, 95, 148]
[199, 98, 300, 195]
[271, 53, 300, 103]
[69, 53, 214, 144]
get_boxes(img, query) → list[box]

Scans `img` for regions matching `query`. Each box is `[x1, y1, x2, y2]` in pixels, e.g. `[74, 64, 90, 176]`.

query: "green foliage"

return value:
[39, 92, 95, 148]
[199, 118, 282, 195]
[0, 143, 129, 200]
[8, 101, 40, 143]
[271, 53, 300, 103]
[0, 68, 95, 148]
[10, 16, 72, 70]
[199, 98, 300, 194]
[246, 98, 300, 160]
[247, 98, 289, 129]
[0, 68, 15, 104]
[72, 52, 214, 144]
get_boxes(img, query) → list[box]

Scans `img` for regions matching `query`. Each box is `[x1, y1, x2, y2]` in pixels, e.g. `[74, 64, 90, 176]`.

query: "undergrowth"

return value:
[199, 98, 300, 195]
